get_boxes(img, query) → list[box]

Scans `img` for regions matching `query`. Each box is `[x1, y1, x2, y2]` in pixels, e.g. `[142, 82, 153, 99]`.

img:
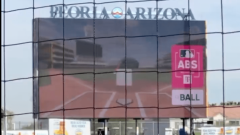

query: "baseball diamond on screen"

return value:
[33, 18, 207, 119]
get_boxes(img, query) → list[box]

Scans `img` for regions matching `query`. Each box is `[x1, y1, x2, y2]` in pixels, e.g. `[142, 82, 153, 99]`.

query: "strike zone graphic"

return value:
[171, 45, 204, 105]
[33, 19, 207, 119]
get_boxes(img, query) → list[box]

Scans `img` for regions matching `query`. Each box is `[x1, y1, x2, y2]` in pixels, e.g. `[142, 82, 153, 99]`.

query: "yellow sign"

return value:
[54, 121, 69, 135]
[236, 128, 240, 134]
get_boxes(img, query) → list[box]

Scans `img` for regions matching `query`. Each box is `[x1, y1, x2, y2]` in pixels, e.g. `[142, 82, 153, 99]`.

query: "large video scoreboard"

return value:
[33, 19, 207, 119]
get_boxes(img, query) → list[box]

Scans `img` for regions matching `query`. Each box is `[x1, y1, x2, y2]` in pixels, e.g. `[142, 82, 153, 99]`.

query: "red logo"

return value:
[171, 45, 204, 88]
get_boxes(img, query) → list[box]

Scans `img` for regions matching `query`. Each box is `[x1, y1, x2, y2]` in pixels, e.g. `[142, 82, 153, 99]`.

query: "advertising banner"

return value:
[201, 127, 240, 135]
[5, 130, 48, 135]
[48, 119, 91, 135]
[34, 19, 207, 118]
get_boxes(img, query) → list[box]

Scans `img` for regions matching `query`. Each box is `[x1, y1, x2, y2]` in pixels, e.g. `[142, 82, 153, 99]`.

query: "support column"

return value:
[134, 118, 141, 135]
[135, 119, 139, 135]
[181, 118, 188, 135]
[104, 119, 108, 135]
[183, 119, 185, 133]
[190, 118, 194, 135]
[5, 113, 7, 134]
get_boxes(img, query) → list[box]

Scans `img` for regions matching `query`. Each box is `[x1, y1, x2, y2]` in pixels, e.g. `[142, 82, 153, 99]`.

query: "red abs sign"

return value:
[171, 45, 204, 89]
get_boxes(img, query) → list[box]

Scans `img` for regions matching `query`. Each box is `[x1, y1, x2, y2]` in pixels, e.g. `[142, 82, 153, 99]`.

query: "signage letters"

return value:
[50, 6, 196, 20]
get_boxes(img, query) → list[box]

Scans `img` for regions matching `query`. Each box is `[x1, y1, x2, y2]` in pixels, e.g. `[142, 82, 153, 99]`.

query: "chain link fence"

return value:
[1, 0, 240, 135]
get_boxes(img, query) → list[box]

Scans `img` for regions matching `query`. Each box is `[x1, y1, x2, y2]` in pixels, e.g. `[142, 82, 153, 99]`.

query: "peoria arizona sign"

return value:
[50, 6, 196, 20]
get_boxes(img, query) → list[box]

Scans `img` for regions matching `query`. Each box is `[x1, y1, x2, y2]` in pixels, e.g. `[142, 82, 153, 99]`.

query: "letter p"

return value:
[50, 6, 59, 18]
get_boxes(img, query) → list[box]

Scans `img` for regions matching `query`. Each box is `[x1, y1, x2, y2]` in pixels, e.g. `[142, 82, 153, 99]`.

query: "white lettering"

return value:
[178, 60, 184, 68]
[178, 60, 198, 69]
[192, 60, 197, 69]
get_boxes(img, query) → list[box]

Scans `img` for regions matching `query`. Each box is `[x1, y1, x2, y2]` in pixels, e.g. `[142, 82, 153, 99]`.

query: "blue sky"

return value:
[1, 0, 240, 122]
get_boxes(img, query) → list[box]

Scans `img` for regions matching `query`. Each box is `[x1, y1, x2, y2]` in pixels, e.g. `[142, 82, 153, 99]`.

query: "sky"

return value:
[1, 0, 240, 122]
